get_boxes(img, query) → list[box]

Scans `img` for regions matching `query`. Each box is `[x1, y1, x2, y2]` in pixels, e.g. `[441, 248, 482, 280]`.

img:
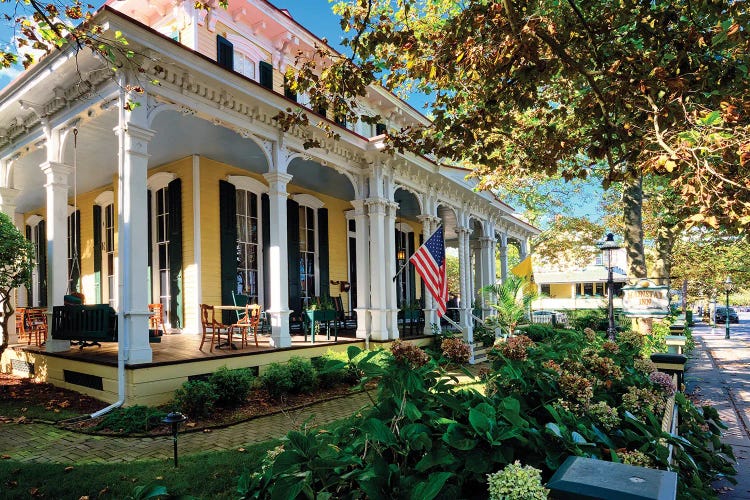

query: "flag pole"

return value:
[392, 225, 443, 282]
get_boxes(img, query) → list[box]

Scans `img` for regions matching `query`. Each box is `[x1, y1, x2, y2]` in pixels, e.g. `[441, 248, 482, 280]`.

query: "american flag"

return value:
[409, 226, 447, 317]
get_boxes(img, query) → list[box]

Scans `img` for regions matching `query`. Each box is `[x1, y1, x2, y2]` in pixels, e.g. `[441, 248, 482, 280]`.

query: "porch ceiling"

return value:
[287, 157, 356, 201]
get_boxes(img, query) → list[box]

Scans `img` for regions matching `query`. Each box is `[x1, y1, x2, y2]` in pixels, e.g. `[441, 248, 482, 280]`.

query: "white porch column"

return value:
[456, 225, 473, 343]
[519, 237, 528, 260]
[117, 107, 155, 364]
[365, 198, 389, 341]
[479, 236, 495, 316]
[385, 201, 399, 339]
[418, 215, 436, 334]
[499, 233, 508, 283]
[0, 187, 20, 217]
[472, 239, 482, 308]
[263, 171, 293, 348]
[41, 161, 74, 353]
[351, 199, 370, 340]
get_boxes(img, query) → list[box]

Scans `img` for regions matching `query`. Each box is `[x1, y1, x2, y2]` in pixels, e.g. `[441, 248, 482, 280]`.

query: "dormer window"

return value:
[217, 35, 234, 70]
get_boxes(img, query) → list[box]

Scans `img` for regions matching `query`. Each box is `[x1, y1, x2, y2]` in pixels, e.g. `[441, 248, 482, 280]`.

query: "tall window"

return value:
[299, 206, 316, 306]
[234, 52, 255, 80]
[67, 211, 80, 293]
[395, 228, 410, 307]
[236, 190, 260, 303]
[104, 204, 115, 307]
[155, 186, 171, 316]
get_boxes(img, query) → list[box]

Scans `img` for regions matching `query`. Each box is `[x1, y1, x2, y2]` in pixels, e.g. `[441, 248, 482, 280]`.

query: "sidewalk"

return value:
[0, 391, 372, 464]
[685, 321, 750, 499]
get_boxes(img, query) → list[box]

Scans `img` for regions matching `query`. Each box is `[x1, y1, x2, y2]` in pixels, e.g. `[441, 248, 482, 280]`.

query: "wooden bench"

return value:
[51, 305, 118, 349]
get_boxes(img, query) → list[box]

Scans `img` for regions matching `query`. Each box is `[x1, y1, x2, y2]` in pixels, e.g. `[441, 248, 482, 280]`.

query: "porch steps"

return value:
[473, 342, 490, 363]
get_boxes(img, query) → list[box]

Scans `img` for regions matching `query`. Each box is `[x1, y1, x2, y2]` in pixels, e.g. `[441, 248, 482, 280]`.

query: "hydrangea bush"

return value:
[487, 461, 548, 500]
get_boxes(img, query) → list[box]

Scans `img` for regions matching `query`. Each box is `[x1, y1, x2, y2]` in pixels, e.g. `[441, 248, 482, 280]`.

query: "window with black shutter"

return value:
[284, 75, 297, 101]
[259, 61, 273, 89]
[335, 114, 347, 127]
[217, 35, 234, 70]
[375, 123, 387, 136]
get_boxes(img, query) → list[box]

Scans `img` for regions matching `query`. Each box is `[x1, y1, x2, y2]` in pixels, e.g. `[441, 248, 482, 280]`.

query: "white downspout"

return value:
[90, 90, 129, 418]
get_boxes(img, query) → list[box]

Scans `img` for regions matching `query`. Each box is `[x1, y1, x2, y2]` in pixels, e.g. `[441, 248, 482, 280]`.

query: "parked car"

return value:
[715, 306, 739, 324]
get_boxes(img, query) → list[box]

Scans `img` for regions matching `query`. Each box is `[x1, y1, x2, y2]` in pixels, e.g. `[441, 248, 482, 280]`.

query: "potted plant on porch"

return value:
[304, 296, 337, 342]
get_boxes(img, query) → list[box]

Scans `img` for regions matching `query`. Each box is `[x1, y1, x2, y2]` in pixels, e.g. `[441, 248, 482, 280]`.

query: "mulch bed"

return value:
[0, 373, 105, 421]
[0, 372, 368, 436]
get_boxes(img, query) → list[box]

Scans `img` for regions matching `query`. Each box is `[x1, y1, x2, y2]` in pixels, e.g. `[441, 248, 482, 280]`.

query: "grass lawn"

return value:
[0, 440, 279, 499]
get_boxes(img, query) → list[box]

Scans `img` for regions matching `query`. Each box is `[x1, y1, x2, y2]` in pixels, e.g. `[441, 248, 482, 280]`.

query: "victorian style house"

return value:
[0, 0, 538, 404]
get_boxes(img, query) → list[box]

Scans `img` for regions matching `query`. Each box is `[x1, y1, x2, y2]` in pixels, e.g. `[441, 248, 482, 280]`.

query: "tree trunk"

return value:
[623, 176, 647, 279]
[653, 223, 675, 287]
[0, 293, 12, 359]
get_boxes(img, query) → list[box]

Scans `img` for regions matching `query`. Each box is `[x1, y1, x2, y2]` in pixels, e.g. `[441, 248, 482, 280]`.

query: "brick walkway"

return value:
[0, 392, 372, 464]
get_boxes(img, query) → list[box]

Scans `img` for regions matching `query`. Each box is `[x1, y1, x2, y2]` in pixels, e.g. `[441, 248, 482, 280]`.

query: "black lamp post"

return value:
[599, 233, 622, 341]
[724, 276, 732, 340]
[162, 411, 188, 467]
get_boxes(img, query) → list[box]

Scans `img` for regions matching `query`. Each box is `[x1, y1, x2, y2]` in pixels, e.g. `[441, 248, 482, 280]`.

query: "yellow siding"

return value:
[549, 283, 573, 299]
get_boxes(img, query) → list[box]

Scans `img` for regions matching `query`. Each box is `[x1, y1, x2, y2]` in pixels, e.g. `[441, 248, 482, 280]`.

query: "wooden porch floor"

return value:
[10, 329, 362, 368]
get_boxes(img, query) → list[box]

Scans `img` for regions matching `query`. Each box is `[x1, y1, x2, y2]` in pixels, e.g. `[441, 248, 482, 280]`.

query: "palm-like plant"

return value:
[482, 276, 536, 337]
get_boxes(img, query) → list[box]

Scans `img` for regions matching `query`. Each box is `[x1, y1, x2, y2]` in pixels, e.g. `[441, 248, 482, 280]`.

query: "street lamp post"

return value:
[599, 233, 622, 341]
[724, 276, 732, 340]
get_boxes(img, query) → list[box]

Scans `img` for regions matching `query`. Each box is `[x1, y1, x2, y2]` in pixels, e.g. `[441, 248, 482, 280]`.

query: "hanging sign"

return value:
[622, 280, 670, 317]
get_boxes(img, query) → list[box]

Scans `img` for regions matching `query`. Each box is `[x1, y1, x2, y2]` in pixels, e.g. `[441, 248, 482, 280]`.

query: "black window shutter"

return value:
[38, 220, 47, 307]
[93, 205, 102, 303]
[167, 178, 183, 328]
[261, 193, 270, 309]
[216, 35, 234, 70]
[259, 61, 273, 89]
[71, 210, 81, 293]
[408, 232, 417, 305]
[284, 75, 297, 101]
[375, 123, 387, 136]
[25, 225, 32, 306]
[318, 208, 329, 299]
[147, 190, 153, 304]
[219, 180, 238, 324]
[287, 199, 301, 315]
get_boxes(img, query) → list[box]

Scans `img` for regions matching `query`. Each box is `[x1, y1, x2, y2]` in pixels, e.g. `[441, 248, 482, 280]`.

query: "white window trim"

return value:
[148, 173, 175, 325]
[292, 193, 324, 209]
[147, 172, 176, 191]
[94, 190, 115, 207]
[227, 175, 268, 194]
[25, 215, 43, 307]
[296, 197, 322, 299]
[231, 177, 266, 306]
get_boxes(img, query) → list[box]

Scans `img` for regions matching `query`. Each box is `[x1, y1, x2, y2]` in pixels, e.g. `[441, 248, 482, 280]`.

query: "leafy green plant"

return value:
[260, 356, 317, 399]
[209, 367, 254, 407]
[487, 461, 548, 500]
[568, 308, 609, 332]
[173, 380, 217, 419]
[312, 349, 362, 388]
[94, 405, 167, 434]
[482, 275, 536, 336]
[0, 212, 35, 358]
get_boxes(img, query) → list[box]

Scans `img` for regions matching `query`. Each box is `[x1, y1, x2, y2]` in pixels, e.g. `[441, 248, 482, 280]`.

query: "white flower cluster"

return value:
[487, 461, 549, 500]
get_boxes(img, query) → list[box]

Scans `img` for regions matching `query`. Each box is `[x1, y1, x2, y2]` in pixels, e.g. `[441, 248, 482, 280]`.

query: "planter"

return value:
[305, 309, 338, 343]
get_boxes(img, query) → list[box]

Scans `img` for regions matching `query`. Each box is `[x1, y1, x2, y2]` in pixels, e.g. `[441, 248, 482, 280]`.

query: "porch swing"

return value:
[63, 128, 84, 307]
[50, 128, 119, 349]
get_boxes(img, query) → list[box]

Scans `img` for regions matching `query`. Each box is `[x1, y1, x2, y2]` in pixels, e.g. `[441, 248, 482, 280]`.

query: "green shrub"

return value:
[516, 324, 557, 341]
[312, 349, 361, 388]
[487, 461, 548, 500]
[473, 321, 497, 346]
[94, 405, 167, 434]
[569, 308, 608, 331]
[260, 357, 316, 399]
[209, 367, 254, 407]
[173, 380, 217, 418]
